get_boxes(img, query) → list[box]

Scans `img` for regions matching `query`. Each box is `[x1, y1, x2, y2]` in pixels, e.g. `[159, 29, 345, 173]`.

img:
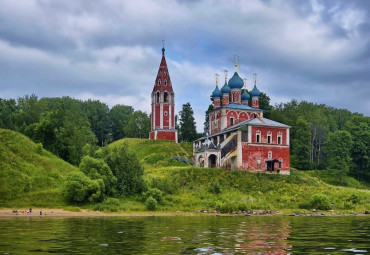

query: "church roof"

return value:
[152, 47, 174, 94]
[228, 72, 244, 89]
[211, 85, 222, 98]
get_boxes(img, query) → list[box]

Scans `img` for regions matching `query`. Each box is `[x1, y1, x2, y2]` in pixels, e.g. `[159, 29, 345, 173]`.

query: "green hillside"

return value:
[106, 138, 370, 213]
[0, 129, 78, 207]
[108, 138, 193, 167]
[1, 132, 369, 213]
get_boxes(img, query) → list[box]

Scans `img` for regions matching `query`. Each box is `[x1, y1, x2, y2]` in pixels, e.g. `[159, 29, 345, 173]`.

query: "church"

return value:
[149, 47, 178, 142]
[193, 57, 291, 174]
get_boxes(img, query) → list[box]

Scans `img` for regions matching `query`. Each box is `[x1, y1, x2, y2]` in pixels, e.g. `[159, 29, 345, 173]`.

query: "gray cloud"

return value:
[0, 0, 369, 132]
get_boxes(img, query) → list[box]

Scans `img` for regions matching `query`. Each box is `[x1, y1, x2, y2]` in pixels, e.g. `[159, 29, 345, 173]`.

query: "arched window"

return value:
[256, 130, 261, 143]
[277, 132, 282, 144]
[156, 92, 160, 103]
[164, 92, 168, 103]
[164, 80, 167, 86]
[268, 151, 272, 159]
[267, 131, 272, 144]
[157, 80, 161, 86]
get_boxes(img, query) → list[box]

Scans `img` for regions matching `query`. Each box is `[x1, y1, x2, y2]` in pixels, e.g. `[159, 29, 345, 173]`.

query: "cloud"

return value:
[0, 0, 369, 133]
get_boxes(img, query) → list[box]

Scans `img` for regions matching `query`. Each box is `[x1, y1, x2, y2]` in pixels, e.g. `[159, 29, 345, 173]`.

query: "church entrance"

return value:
[208, 154, 217, 168]
[266, 159, 280, 172]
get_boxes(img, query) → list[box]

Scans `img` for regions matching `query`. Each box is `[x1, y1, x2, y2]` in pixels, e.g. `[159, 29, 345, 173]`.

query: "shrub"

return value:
[64, 172, 104, 203]
[309, 194, 331, 210]
[93, 198, 121, 212]
[142, 188, 163, 203]
[79, 156, 117, 196]
[146, 196, 158, 211]
[209, 181, 221, 194]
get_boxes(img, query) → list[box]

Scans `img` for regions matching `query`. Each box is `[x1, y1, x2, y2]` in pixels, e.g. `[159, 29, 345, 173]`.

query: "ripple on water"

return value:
[340, 248, 367, 253]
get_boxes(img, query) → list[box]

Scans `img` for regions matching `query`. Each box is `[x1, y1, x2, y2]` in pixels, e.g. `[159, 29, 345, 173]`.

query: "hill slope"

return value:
[0, 129, 78, 207]
[107, 138, 370, 213]
[108, 138, 193, 168]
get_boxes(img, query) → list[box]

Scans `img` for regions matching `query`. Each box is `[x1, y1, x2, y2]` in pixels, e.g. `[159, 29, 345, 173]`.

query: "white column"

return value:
[286, 128, 290, 145]
[169, 103, 172, 128]
[160, 93, 163, 129]
[248, 125, 252, 143]
[237, 130, 242, 168]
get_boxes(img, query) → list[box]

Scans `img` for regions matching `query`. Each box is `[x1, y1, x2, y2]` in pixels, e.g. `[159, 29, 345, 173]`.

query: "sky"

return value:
[1, 0, 370, 132]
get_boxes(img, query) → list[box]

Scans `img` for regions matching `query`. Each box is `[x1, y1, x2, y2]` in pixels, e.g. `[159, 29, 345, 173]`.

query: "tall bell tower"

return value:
[149, 45, 178, 142]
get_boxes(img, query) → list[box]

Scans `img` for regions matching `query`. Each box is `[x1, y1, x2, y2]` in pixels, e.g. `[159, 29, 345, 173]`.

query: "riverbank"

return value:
[1, 208, 369, 218]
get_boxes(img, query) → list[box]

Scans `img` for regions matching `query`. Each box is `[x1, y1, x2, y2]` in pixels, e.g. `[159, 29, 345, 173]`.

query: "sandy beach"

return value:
[0, 208, 199, 217]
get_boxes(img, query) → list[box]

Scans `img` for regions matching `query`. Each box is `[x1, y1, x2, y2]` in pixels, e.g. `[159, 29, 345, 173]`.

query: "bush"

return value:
[79, 156, 117, 196]
[93, 198, 121, 212]
[209, 181, 221, 194]
[64, 172, 104, 204]
[309, 194, 331, 210]
[142, 188, 163, 203]
[146, 196, 158, 211]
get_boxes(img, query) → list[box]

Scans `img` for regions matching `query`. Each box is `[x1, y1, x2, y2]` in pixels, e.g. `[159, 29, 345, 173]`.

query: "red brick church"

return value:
[149, 47, 178, 142]
[193, 57, 290, 174]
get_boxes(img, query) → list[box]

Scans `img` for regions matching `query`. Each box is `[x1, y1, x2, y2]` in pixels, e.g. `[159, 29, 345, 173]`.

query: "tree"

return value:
[124, 111, 150, 139]
[79, 156, 117, 196]
[178, 102, 197, 142]
[203, 104, 213, 135]
[109, 104, 134, 140]
[82, 99, 111, 146]
[344, 115, 370, 180]
[103, 144, 145, 196]
[324, 130, 353, 184]
[25, 97, 97, 165]
[292, 117, 311, 170]
[258, 92, 272, 118]
[0, 98, 17, 129]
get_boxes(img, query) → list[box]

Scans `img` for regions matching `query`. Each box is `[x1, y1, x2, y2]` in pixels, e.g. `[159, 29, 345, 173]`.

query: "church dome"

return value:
[221, 81, 231, 94]
[228, 72, 244, 89]
[241, 90, 250, 101]
[250, 85, 261, 97]
[211, 85, 222, 98]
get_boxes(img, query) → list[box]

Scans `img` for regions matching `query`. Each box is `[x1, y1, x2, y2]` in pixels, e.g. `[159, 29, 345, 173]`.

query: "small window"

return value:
[256, 131, 261, 143]
[164, 92, 168, 103]
[230, 117, 234, 126]
[268, 151, 272, 159]
[277, 132, 282, 144]
[267, 132, 272, 144]
[157, 80, 161, 86]
[164, 111, 168, 116]
[164, 80, 167, 86]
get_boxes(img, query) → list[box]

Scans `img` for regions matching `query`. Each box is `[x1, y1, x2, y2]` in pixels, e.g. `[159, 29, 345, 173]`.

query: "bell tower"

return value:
[149, 45, 178, 142]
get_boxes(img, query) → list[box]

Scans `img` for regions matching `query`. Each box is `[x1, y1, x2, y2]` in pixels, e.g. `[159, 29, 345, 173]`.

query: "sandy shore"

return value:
[0, 208, 197, 217]
[1, 208, 368, 217]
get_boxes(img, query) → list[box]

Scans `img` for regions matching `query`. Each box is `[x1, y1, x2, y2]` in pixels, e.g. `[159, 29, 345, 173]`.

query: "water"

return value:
[0, 216, 369, 254]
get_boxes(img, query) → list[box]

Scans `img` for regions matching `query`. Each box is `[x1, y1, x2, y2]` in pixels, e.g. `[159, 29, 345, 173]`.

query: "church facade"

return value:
[149, 47, 178, 142]
[193, 59, 290, 174]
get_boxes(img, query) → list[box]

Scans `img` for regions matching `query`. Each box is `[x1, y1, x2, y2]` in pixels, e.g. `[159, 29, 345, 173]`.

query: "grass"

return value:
[1, 131, 369, 214]
[0, 129, 78, 207]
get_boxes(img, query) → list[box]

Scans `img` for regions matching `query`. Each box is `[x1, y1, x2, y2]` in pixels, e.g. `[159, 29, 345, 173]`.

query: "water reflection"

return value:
[0, 216, 369, 254]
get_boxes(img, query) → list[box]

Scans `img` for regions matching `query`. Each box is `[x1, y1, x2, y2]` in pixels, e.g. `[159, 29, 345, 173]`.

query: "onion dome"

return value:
[211, 85, 222, 98]
[221, 81, 231, 94]
[228, 72, 244, 89]
[250, 85, 261, 97]
[241, 90, 250, 101]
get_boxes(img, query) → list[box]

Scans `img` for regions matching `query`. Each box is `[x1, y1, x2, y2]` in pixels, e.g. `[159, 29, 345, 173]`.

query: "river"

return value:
[0, 216, 369, 254]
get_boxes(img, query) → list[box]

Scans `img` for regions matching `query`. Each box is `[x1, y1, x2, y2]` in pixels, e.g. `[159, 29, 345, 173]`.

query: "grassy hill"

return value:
[0, 129, 78, 207]
[105, 138, 370, 213]
[1, 132, 369, 213]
